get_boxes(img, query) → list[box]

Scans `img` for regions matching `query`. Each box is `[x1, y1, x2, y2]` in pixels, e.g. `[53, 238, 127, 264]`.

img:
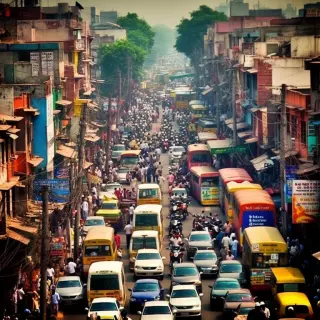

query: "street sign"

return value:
[285, 165, 298, 203]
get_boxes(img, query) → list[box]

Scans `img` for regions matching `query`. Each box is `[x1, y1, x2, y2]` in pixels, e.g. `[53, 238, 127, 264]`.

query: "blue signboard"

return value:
[242, 211, 275, 230]
[285, 165, 298, 203]
[54, 167, 69, 179]
[33, 179, 70, 203]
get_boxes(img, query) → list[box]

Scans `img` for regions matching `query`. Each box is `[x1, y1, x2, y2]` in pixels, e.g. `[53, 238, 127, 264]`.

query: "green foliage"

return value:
[98, 40, 145, 94]
[117, 13, 155, 52]
[175, 5, 227, 58]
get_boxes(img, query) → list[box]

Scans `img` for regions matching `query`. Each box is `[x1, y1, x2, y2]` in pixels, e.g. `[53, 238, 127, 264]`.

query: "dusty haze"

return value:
[47, 0, 315, 27]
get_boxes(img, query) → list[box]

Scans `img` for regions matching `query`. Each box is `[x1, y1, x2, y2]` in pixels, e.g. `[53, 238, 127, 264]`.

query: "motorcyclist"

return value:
[170, 233, 182, 247]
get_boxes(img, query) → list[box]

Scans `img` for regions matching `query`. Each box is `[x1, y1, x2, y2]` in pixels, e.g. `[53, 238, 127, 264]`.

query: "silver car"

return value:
[117, 167, 129, 184]
[170, 263, 202, 293]
[56, 276, 85, 305]
[185, 231, 213, 259]
[192, 250, 218, 277]
[218, 260, 246, 285]
[169, 146, 185, 163]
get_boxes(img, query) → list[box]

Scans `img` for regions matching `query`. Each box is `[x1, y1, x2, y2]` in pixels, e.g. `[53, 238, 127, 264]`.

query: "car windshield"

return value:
[57, 280, 81, 288]
[194, 252, 216, 260]
[226, 293, 253, 302]
[113, 145, 125, 151]
[190, 234, 211, 242]
[121, 157, 138, 165]
[214, 281, 240, 290]
[135, 214, 158, 227]
[90, 302, 118, 312]
[172, 147, 184, 153]
[118, 169, 128, 174]
[132, 237, 157, 250]
[101, 202, 117, 210]
[143, 306, 171, 315]
[220, 264, 242, 273]
[137, 253, 161, 260]
[172, 190, 186, 196]
[134, 282, 159, 292]
[239, 307, 254, 315]
[171, 289, 197, 298]
[84, 219, 105, 227]
[174, 267, 198, 277]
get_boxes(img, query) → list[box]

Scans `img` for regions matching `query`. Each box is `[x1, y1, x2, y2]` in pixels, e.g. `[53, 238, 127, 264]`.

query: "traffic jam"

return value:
[60, 86, 316, 320]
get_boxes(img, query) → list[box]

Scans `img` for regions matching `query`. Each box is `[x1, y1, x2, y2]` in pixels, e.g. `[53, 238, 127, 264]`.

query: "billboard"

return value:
[33, 179, 70, 203]
[292, 180, 320, 224]
[285, 165, 298, 203]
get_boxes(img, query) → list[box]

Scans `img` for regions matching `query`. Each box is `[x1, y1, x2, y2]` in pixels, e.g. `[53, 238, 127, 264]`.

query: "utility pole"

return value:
[214, 61, 221, 135]
[116, 70, 122, 126]
[105, 96, 112, 171]
[127, 57, 132, 108]
[40, 186, 49, 320]
[74, 102, 87, 262]
[280, 83, 288, 237]
[232, 67, 237, 147]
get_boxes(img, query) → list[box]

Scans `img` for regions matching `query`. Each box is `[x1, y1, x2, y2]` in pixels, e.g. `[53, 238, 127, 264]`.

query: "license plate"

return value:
[65, 301, 73, 305]
[181, 313, 189, 316]
[203, 269, 212, 273]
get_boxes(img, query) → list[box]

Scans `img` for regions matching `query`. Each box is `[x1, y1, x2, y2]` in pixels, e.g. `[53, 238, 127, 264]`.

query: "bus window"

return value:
[201, 176, 219, 187]
[139, 189, 158, 198]
[85, 245, 111, 257]
[132, 237, 157, 250]
[90, 274, 120, 291]
[252, 253, 284, 268]
[191, 153, 211, 164]
[192, 175, 199, 184]
[135, 214, 158, 227]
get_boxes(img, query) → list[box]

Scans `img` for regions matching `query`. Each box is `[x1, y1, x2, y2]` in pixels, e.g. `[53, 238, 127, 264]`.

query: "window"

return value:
[301, 120, 306, 145]
[132, 237, 157, 250]
[201, 176, 218, 187]
[84, 245, 111, 257]
[90, 274, 120, 291]
[57, 280, 81, 288]
[286, 114, 290, 134]
[291, 115, 298, 138]
[139, 188, 158, 199]
[90, 302, 118, 312]
[135, 214, 158, 227]
[191, 152, 211, 164]
[136, 252, 161, 260]
[101, 202, 118, 209]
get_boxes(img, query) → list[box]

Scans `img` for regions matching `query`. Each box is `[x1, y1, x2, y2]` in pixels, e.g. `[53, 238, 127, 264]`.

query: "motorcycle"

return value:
[169, 244, 185, 270]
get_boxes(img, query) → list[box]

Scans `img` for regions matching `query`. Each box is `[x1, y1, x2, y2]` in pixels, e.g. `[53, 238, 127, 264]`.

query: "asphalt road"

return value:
[63, 119, 223, 320]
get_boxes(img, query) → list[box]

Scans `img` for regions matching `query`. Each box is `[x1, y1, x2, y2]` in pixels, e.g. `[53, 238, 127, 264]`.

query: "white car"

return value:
[169, 146, 185, 162]
[82, 216, 105, 234]
[134, 249, 165, 280]
[138, 301, 175, 320]
[167, 285, 202, 319]
[55, 276, 84, 305]
[86, 297, 123, 319]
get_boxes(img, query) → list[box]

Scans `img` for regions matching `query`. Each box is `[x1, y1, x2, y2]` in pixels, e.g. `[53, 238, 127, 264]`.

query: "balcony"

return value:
[286, 89, 311, 111]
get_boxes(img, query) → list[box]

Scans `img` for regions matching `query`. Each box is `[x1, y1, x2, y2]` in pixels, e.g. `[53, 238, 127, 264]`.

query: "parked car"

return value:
[82, 216, 106, 235]
[129, 279, 164, 313]
[134, 249, 165, 280]
[138, 301, 175, 320]
[223, 289, 254, 312]
[167, 285, 203, 319]
[218, 260, 246, 286]
[100, 183, 121, 200]
[86, 297, 123, 319]
[56, 276, 85, 305]
[209, 278, 241, 311]
[111, 144, 126, 161]
[192, 250, 218, 277]
[185, 231, 213, 259]
[170, 263, 202, 293]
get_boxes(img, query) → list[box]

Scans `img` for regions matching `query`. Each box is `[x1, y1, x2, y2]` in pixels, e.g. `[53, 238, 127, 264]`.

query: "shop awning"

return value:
[250, 107, 259, 112]
[312, 251, 320, 260]
[227, 122, 250, 130]
[238, 131, 253, 138]
[0, 180, 18, 191]
[0, 114, 23, 122]
[8, 128, 20, 134]
[6, 229, 31, 245]
[247, 68, 258, 74]
[250, 154, 274, 171]
[23, 107, 39, 113]
[0, 125, 11, 131]
[53, 110, 61, 115]
[225, 118, 241, 125]
[56, 100, 73, 106]
[202, 87, 214, 95]
[297, 163, 320, 175]
[91, 121, 106, 128]
[9, 134, 18, 140]
[245, 137, 258, 144]
[83, 161, 93, 169]
[27, 157, 44, 167]
[84, 135, 100, 142]
[56, 145, 77, 159]
[207, 139, 233, 154]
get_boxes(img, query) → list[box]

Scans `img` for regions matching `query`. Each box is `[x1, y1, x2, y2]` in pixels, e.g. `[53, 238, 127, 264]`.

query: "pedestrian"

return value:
[115, 231, 121, 249]
[225, 250, 235, 260]
[81, 198, 89, 220]
[66, 259, 77, 276]
[231, 237, 239, 259]
[222, 233, 230, 250]
[51, 287, 60, 315]
[260, 302, 270, 319]
[216, 230, 225, 249]
[46, 264, 55, 286]
[126, 171, 132, 185]
[247, 302, 266, 320]
[129, 204, 134, 223]
[124, 221, 133, 250]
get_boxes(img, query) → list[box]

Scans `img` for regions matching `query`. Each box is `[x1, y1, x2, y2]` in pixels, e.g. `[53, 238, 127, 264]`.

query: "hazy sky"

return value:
[49, 0, 316, 27]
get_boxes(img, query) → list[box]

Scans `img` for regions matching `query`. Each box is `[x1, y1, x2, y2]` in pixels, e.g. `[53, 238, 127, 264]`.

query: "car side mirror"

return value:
[119, 307, 124, 311]
[85, 308, 89, 311]
[172, 309, 177, 314]
[190, 257, 194, 260]
[166, 294, 170, 299]
[199, 293, 204, 298]
[208, 285, 213, 289]
[128, 288, 132, 292]
[137, 311, 142, 315]
[184, 238, 188, 241]
[199, 272, 203, 275]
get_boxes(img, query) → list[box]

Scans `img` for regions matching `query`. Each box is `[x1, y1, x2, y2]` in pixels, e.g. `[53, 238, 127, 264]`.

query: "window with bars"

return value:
[301, 121, 307, 145]
[291, 115, 298, 138]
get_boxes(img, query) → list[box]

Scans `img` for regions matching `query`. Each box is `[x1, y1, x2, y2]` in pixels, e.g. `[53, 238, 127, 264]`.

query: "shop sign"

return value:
[54, 167, 69, 179]
[285, 165, 298, 203]
[212, 144, 247, 155]
[292, 180, 320, 224]
[33, 179, 70, 203]
[201, 187, 219, 201]
[50, 242, 64, 256]
[242, 210, 274, 229]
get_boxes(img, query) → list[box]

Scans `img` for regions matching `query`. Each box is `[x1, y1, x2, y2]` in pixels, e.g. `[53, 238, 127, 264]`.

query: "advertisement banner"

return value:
[242, 211, 275, 229]
[201, 187, 219, 201]
[54, 167, 69, 179]
[285, 165, 298, 203]
[292, 180, 320, 224]
[33, 179, 70, 203]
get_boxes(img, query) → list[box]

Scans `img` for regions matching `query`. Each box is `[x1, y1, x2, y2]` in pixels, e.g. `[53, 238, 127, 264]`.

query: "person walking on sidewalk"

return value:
[124, 221, 133, 250]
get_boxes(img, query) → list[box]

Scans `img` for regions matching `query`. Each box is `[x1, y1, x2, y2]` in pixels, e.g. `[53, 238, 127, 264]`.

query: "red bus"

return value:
[218, 168, 253, 213]
[232, 189, 276, 245]
[187, 144, 212, 170]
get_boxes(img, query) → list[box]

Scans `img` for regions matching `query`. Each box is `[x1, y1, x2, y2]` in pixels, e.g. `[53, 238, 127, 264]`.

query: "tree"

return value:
[117, 13, 155, 52]
[175, 5, 227, 82]
[98, 40, 146, 95]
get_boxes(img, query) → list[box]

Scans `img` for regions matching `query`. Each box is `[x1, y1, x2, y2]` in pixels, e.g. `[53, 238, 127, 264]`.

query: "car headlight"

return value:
[194, 304, 200, 308]
[194, 280, 202, 285]
[135, 266, 143, 270]
[157, 265, 163, 269]
[212, 265, 218, 269]
[130, 298, 136, 302]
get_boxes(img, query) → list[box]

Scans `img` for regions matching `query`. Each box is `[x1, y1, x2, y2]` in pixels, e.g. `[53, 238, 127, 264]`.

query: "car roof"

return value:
[239, 302, 256, 308]
[132, 230, 159, 237]
[216, 277, 240, 282]
[136, 279, 159, 284]
[174, 262, 196, 268]
[172, 188, 187, 191]
[85, 216, 104, 221]
[226, 289, 251, 294]
[58, 276, 81, 282]
[172, 285, 197, 291]
[144, 301, 170, 307]
[190, 231, 211, 235]
[91, 297, 117, 303]
[221, 260, 241, 265]
[137, 249, 160, 254]
[195, 250, 216, 254]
